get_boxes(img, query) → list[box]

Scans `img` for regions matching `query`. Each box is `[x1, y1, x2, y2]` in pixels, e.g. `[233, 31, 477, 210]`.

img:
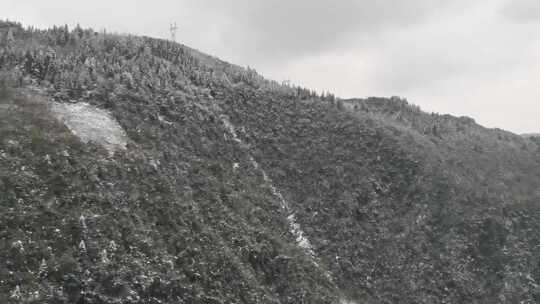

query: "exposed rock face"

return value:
[51, 102, 127, 154]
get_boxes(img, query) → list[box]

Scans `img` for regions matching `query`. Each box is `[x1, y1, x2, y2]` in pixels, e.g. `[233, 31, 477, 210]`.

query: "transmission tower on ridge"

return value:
[170, 22, 178, 42]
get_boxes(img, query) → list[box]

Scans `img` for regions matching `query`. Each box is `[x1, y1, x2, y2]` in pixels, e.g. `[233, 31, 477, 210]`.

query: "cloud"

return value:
[501, 0, 540, 22]
[256, 0, 540, 133]
[194, 0, 470, 63]
[367, 3, 535, 93]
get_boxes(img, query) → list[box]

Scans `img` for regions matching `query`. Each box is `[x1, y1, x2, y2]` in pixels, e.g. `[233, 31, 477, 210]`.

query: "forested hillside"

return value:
[1, 21, 540, 304]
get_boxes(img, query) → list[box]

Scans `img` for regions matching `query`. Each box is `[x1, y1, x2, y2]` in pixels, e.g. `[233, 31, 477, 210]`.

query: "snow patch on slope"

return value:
[51, 102, 127, 154]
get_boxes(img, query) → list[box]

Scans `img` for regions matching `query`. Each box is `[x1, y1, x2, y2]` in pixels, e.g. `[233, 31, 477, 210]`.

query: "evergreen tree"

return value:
[1, 27, 14, 48]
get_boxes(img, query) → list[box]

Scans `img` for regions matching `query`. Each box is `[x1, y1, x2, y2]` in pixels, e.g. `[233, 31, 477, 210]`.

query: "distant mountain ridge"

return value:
[1, 21, 540, 304]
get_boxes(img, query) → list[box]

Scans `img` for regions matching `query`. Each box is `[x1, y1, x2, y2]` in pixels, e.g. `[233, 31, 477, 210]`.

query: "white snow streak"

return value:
[222, 114, 359, 303]
[221, 115, 315, 256]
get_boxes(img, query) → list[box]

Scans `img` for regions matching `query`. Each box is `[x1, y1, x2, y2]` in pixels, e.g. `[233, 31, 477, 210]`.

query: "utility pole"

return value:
[170, 22, 178, 42]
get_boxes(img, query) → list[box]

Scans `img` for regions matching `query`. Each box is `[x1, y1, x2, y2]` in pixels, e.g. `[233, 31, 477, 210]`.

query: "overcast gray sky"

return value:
[4, 0, 540, 133]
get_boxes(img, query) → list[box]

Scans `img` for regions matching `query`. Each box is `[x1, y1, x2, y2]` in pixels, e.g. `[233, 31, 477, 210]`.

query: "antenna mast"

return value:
[170, 22, 178, 42]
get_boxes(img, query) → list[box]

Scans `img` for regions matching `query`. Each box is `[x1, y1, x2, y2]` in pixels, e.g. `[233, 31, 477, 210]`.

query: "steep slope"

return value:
[1, 21, 540, 304]
[221, 93, 540, 303]
[0, 22, 339, 304]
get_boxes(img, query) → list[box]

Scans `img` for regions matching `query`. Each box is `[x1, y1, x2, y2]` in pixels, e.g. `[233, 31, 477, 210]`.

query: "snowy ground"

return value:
[51, 102, 127, 154]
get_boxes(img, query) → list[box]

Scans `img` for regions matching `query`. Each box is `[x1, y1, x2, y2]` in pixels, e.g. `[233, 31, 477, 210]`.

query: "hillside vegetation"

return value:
[1, 21, 540, 304]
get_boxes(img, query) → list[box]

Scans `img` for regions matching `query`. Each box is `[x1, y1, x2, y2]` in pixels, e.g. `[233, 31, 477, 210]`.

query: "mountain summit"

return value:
[1, 21, 540, 304]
